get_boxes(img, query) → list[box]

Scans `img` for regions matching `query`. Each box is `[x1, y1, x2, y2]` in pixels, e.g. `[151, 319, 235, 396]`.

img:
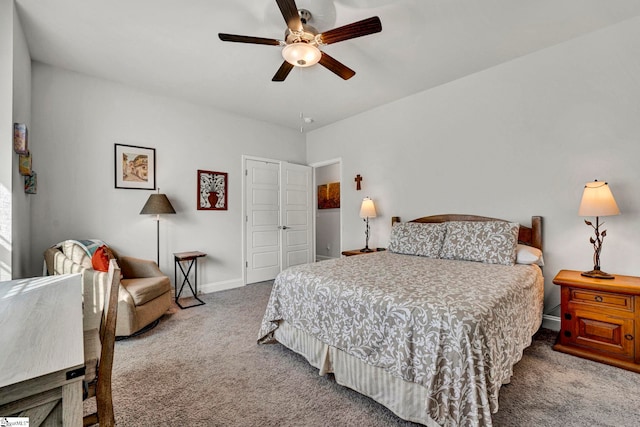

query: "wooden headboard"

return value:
[391, 214, 542, 250]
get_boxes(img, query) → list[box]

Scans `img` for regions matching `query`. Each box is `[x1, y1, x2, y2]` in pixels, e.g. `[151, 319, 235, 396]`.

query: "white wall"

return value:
[307, 17, 640, 315]
[12, 4, 32, 279]
[315, 162, 341, 260]
[29, 63, 305, 291]
[0, 0, 29, 280]
[0, 0, 13, 281]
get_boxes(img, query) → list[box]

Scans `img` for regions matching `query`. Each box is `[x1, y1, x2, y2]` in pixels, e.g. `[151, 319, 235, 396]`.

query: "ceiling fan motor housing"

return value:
[283, 10, 321, 67]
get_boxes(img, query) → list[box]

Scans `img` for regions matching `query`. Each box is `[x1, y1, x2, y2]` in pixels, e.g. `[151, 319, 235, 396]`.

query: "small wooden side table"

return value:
[174, 251, 206, 309]
[341, 248, 386, 257]
[553, 269, 640, 373]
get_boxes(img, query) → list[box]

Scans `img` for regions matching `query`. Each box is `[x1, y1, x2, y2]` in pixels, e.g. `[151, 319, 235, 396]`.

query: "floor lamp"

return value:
[140, 189, 176, 267]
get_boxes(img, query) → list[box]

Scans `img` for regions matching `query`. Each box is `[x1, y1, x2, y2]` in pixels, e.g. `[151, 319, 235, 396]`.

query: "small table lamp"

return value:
[359, 197, 377, 252]
[140, 189, 176, 267]
[578, 180, 620, 279]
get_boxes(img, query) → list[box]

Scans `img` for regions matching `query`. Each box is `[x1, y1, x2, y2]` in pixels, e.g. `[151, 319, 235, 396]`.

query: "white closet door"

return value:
[245, 160, 281, 284]
[244, 159, 312, 284]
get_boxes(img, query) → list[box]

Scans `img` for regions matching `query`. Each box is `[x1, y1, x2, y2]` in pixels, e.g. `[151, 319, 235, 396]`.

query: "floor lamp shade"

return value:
[140, 191, 176, 267]
[140, 194, 177, 215]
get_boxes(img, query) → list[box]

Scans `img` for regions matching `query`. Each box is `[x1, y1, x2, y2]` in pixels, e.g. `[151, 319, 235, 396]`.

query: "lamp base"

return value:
[581, 269, 615, 280]
[360, 248, 373, 253]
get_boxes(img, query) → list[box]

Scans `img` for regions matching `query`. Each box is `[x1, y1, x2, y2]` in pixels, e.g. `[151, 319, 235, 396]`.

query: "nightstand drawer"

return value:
[569, 289, 633, 313]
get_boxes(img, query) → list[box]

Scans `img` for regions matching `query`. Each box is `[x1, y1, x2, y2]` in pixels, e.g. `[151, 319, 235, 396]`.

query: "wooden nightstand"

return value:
[553, 269, 640, 373]
[341, 248, 386, 257]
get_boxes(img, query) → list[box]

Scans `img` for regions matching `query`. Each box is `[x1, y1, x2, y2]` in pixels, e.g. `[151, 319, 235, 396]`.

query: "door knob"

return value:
[279, 225, 290, 230]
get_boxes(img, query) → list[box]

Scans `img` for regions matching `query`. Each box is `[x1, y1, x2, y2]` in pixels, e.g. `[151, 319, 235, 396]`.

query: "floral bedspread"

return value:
[258, 251, 544, 426]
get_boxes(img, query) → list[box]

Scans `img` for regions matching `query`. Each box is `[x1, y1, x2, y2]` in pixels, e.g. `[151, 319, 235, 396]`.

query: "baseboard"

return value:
[316, 255, 339, 262]
[199, 278, 244, 294]
[542, 314, 560, 331]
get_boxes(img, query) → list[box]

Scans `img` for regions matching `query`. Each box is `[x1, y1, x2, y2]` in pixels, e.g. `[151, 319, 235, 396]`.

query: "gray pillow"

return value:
[388, 222, 446, 258]
[440, 221, 519, 265]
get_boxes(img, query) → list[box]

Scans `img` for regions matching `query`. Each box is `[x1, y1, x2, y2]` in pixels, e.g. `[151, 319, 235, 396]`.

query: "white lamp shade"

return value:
[282, 43, 321, 67]
[360, 197, 377, 218]
[578, 181, 620, 217]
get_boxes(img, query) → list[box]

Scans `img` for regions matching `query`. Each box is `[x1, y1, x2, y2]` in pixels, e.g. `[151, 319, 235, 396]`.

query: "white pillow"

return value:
[515, 244, 544, 266]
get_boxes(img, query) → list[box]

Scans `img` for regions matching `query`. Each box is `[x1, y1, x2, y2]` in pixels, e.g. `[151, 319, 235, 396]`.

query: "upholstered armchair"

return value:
[44, 240, 172, 337]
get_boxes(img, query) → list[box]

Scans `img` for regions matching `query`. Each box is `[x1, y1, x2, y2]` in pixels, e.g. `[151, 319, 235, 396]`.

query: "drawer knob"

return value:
[625, 334, 634, 341]
[594, 295, 603, 302]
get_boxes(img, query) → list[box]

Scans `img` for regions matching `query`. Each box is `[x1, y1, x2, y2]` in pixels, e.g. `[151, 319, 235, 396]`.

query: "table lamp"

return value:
[359, 197, 377, 252]
[578, 180, 620, 279]
[140, 189, 176, 267]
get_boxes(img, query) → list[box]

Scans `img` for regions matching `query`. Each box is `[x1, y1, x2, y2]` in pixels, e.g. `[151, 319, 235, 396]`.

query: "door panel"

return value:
[286, 249, 309, 268]
[286, 230, 308, 246]
[252, 230, 278, 247]
[245, 160, 281, 284]
[252, 210, 279, 227]
[286, 210, 308, 226]
[282, 163, 312, 270]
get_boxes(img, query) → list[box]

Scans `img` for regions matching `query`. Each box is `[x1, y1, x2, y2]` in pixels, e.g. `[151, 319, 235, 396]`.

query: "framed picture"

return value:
[197, 170, 228, 210]
[114, 144, 156, 190]
[24, 172, 37, 194]
[19, 152, 32, 176]
[13, 123, 28, 154]
[318, 182, 340, 209]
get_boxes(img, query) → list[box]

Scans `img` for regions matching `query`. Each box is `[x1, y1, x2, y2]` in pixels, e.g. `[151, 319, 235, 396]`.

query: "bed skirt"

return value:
[273, 320, 439, 427]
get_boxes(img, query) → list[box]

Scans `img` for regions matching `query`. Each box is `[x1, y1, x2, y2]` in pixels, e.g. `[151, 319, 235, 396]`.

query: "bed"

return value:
[258, 214, 544, 427]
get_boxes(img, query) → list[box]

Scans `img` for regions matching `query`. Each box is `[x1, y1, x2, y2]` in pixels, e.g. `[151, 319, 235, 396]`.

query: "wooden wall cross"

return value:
[354, 174, 362, 191]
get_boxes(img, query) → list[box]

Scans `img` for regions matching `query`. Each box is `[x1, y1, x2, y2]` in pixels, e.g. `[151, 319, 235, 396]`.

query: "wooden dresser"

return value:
[553, 269, 640, 373]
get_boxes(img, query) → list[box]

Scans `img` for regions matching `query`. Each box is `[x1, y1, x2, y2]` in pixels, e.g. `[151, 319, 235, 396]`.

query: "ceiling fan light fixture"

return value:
[282, 42, 321, 67]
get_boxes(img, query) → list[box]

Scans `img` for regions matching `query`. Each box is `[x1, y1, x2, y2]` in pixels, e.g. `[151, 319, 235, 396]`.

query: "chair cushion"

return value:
[121, 276, 171, 306]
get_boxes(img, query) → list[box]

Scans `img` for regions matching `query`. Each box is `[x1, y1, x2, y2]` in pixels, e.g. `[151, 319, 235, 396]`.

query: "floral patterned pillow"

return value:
[440, 221, 519, 265]
[388, 222, 446, 258]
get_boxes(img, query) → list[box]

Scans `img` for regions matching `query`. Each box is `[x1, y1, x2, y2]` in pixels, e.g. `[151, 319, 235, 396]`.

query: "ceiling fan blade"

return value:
[318, 52, 355, 80]
[272, 61, 295, 82]
[318, 16, 382, 45]
[275, 0, 303, 32]
[218, 33, 281, 46]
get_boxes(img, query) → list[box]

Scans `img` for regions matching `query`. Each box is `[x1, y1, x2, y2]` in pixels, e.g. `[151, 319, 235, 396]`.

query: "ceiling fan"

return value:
[218, 0, 382, 82]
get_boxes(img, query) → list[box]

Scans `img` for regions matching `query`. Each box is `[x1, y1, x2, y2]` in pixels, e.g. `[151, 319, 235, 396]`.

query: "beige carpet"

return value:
[86, 281, 640, 426]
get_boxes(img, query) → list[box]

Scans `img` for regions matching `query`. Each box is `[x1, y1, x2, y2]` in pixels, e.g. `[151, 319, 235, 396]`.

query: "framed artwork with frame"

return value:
[197, 170, 228, 210]
[13, 123, 28, 154]
[114, 144, 156, 190]
[318, 181, 340, 209]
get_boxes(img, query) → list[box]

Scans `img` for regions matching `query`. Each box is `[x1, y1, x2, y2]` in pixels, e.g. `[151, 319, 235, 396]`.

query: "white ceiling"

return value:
[15, 0, 640, 132]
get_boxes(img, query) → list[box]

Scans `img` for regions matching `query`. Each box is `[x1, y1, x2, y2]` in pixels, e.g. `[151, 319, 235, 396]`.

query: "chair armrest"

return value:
[119, 256, 165, 279]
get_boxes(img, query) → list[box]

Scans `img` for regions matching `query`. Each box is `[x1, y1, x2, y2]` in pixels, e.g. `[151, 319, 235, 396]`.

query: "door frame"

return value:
[309, 157, 343, 262]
